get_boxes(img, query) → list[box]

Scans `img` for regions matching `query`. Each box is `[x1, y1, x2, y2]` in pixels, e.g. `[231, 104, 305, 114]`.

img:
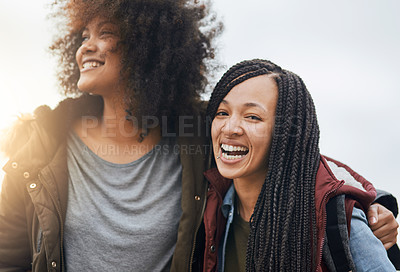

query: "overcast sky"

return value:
[0, 0, 399, 210]
[211, 0, 400, 204]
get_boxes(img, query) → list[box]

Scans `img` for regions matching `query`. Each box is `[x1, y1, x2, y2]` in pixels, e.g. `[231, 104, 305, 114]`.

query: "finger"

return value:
[372, 222, 398, 238]
[383, 241, 396, 250]
[369, 219, 391, 231]
[376, 231, 397, 244]
[376, 233, 397, 250]
[370, 220, 385, 231]
[370, 209, 397, 231]
[367, 204, 379, 225]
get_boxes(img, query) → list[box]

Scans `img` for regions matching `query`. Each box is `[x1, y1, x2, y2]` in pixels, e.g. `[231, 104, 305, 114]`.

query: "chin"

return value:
[216, 165, 241, 180]
[77, 82, 89, 92]
[77, 84, 100, 95]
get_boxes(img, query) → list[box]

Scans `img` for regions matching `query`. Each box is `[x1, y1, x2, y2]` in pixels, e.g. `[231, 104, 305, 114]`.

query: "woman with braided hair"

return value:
[201, 59, 397, 271]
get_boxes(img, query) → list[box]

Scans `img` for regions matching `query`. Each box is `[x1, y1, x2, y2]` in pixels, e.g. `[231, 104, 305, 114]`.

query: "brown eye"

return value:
[100, 30, 114, 36]
[246, 115, 261, 121]
[81, 30, 89, 43]
[215, 111, 228, 117]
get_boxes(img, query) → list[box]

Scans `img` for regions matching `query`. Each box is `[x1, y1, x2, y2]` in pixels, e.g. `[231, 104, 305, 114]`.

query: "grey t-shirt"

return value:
[64, 132, 182, 272]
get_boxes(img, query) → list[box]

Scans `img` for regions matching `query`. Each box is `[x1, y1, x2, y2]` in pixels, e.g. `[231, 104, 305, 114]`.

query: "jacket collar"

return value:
[221, 184, 235, 218]
[204, 168, 232, 198]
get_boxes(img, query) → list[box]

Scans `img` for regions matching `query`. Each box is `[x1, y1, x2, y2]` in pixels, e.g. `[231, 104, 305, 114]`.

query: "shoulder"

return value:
[317, 155, 376, 211]
[0, 106, 50, 158]
[1, 94, 103, 160]
[0, 107, 59, 180]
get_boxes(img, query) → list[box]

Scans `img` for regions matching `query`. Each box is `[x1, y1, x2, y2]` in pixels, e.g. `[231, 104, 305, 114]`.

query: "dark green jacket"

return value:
[0, 95, 209, 271]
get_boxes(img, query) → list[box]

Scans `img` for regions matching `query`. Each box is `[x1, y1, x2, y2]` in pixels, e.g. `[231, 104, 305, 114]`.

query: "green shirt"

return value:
[224, 209, 250, 272]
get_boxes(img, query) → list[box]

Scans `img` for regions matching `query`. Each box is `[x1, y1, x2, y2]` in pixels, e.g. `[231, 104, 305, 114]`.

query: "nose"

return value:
[221, 115, 244, 136]
[79, 38, 97, 55]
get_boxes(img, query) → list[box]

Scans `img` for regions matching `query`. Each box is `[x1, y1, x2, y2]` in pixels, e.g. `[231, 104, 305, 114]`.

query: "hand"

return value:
[367, 203, 399, 250]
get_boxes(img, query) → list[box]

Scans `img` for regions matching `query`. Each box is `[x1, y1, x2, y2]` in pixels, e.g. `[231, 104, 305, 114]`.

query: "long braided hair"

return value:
[206, 59, 321, 271]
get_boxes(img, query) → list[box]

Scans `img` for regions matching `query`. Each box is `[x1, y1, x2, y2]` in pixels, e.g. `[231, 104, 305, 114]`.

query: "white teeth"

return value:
[82, 61, 102, 69]
[221, 144, 248, 152]
[220, 144, 249, 160]
[221, 152, 245, 160]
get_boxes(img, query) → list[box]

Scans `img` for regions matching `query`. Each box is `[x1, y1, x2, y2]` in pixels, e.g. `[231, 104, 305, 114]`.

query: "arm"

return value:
[349, 207, 396, 271]
[0, 174, 32, 271]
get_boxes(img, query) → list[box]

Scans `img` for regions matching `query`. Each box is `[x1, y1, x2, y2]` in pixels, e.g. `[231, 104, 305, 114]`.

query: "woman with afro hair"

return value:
[0, 0, 221, 271]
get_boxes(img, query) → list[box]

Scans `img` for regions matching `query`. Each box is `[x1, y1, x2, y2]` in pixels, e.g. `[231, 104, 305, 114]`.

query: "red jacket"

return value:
[201, 155, 376, 272]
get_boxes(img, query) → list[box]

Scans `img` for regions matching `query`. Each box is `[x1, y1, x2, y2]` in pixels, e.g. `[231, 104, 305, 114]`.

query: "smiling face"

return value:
[75, 17, 123, 96]
[211, 75, 278, 182]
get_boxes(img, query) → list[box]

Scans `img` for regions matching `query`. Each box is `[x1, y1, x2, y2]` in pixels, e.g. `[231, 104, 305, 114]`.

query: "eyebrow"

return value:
[221, 100, 266, 110]
[97, 21, 116, 28]
[82, 21, 116, 32]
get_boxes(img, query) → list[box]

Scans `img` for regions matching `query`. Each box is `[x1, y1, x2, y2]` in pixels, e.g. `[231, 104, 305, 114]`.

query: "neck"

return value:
[234, 175, 266, 222]
[74, 93, 162, 164]
[100, 95, 138, 142]
[76, 92, 161, 144]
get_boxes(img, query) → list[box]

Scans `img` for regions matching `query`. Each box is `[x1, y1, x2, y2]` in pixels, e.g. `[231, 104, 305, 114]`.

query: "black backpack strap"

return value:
[388, 244, 400, 270]
[324, 195, 355, 272]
